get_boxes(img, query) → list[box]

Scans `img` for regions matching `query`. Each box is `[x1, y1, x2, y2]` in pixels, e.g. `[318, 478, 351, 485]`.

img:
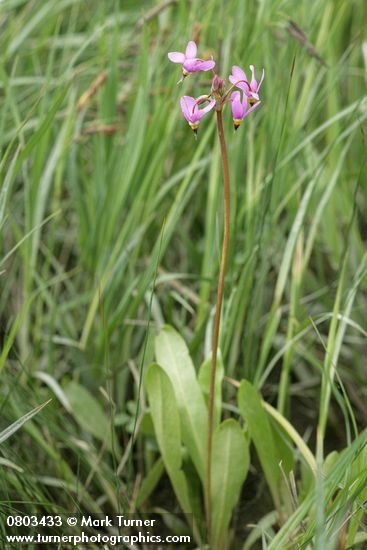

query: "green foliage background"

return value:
[0, 0, 366, 547]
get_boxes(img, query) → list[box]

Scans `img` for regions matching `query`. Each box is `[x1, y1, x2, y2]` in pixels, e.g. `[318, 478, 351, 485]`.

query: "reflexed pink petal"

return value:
[182, 58, 196, 72]
[249, 65, 258, 90]
[184, 96, 197, 111]
[180, 96, 197, 122]
[193, 59, 215, 72]
[185, 41, 197, 58]
[243, 100, 261, 119]
[180, 97, 190, 121]
[183, 58, 215, 73]
[182, 58, 198, 72]
[168, 52, 185, 63]
[191, 111, 201, 124]
[231, 91, 245, 120]
[229, 76, 248, 94]
[198, 99, 216, 118]
[229, 66, 249, 92]
[231, 65, 247, 82]
[258, 69, 265, 91]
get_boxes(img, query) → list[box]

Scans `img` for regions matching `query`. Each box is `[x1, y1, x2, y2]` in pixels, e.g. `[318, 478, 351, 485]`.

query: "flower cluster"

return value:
[168, 41, 264, 135]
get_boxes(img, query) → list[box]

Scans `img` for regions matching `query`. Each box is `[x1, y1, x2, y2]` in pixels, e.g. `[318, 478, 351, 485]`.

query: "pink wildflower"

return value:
[168, 41, 215, 76]
[231, 91, 261, 130]
[229, 65, 264, 104]
[180, 95, 216, 135]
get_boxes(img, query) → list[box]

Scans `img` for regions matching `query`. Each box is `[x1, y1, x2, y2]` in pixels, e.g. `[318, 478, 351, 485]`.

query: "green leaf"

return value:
[136, 457, 164, 508]
[270, 421, 295, 477]
[263, 401, 315, 474]
[268, 430, 367, 550]
[347, 446, 367, 546]
[139, 411, 155, 436]
[145, 364, 191, 513]
[64, 382, 116, 453]
[211, 419, 249, 549]
[198, 352, 224, 429]
[0, 400, 51, 444]
[238, 380, 284, 510]
[154, 325, 207, 480]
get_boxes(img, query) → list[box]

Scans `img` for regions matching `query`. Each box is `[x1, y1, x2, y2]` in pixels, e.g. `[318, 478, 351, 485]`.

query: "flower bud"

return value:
[211, 74, 226, 97]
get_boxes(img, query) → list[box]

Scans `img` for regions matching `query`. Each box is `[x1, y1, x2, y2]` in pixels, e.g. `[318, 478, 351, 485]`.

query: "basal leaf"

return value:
[198, 352, 224, 430]
[65, 382, 116, 453]
[211, 419, 249, 549]
[145, 364, 191, 513]
[154, 326, 207, 480]
[238, 380, 284, 510]
[136, 457, 164, 508]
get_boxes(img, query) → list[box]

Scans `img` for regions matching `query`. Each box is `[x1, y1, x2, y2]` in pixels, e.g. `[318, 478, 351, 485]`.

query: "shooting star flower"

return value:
[168, 41, 215, 77]
[229, 65, 264, 104]
[231, 91, 261, 130]
[180, 95, 216, 135]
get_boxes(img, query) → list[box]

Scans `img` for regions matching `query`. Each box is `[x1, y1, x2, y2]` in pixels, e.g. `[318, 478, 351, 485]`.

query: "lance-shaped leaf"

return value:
[0, 400, 51, 444]
[136, 457, 164, 507]
[145, 364, 191, 513]
[211, 419, 249, 549]
[65, 382, 118, 454]
[155, 325, 207, 480]
[198, 352, 224, 429]
[238, 380, 291, 511]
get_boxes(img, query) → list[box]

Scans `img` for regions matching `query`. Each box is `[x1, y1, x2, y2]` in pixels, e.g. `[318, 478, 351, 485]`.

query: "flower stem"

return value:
[205, 108, 230, 543]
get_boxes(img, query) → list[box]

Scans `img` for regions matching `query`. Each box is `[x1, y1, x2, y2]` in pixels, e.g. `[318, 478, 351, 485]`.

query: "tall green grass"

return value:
[0, 0, 366, 547]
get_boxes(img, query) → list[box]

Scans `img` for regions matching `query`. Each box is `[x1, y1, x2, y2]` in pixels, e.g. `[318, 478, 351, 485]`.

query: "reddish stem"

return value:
[205, 108, 230, 543]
